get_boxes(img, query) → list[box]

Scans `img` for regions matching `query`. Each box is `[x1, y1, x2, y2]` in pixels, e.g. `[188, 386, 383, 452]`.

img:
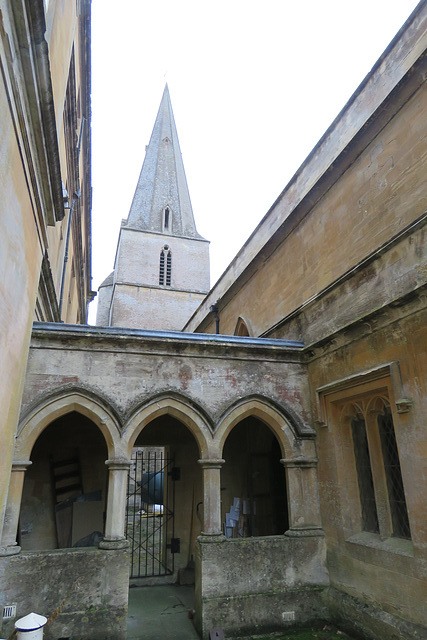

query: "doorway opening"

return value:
[128, 414, 202, 582]
[126, 446, 177, 578]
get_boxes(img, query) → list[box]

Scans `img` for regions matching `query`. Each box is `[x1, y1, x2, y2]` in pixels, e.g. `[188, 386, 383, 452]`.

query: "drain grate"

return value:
[2, 604, 16, 619]
[282, 611, 295, 621]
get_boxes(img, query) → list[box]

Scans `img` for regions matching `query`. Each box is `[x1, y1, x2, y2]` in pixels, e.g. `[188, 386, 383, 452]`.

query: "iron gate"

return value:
[126, 448, 178, 578]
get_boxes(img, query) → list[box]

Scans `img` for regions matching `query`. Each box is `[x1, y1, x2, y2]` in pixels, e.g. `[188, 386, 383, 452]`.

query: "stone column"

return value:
[99, 458, 131, 550]
[281, 457, 324, 536]
[0, 460, 32, 556]
[198, 459, 225, 537]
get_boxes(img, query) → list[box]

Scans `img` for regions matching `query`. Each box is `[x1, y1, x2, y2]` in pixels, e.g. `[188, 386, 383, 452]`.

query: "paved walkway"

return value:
[127, 584, 200, 640]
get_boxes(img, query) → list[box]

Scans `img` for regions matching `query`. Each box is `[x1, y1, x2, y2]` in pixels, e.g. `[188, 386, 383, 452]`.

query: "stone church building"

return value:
[0, 2, 426, 640]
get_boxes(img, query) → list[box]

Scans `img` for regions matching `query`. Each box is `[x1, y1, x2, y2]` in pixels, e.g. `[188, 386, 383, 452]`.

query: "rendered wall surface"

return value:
[0, 0, 92, 546]
[19, 329, 310, 433]
[0, 64, 42, 537]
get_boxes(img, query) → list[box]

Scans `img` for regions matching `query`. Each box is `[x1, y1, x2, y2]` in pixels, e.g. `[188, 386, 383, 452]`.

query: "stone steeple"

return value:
[96, 85, 210, 331]
[126, 84, 201, 239]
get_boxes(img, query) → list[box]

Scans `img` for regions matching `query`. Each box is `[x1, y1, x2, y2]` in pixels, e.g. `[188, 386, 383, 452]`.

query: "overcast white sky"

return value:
[88, 0, 420, 323]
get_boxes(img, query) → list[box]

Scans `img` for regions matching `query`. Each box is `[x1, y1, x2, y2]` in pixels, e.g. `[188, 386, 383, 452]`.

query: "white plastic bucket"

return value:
[15, 613, 47, 640]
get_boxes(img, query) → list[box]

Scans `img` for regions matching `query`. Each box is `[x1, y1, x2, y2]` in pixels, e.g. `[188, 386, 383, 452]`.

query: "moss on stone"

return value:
[232, 625, 356, 640]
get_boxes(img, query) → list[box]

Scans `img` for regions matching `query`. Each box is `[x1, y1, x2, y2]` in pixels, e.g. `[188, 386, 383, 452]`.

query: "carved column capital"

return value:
[198, 458, 225, 470]
[280, 457, 318, 468]
[105, 458, 131, 471]
[11, 460, 32, 472]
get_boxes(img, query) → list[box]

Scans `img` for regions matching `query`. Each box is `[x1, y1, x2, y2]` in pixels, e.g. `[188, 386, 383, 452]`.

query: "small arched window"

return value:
[159, 246, 172, 286]
[163, 206, 172, 233]
[234, 317, 250, 336]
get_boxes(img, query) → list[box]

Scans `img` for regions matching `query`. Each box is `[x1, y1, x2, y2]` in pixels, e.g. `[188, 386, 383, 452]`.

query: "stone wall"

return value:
[110, 285, 207, 331]
[114, 228, 210, 293]
[306, 309, 427, 637]
[19, 327, 309, 437]
[195, 535, 329, 639]
[0, 547, 129, 640]
[108, 227, 210, 330]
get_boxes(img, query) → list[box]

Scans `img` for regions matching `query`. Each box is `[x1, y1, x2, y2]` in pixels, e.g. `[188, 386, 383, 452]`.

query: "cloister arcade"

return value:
[0, 324, 327, 638]
[3, 388, 321, 557]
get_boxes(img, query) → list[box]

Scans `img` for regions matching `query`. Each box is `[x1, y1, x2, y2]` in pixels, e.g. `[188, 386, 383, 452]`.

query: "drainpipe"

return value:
[210, 302, 220, 334]
[58, 189, 80, 318]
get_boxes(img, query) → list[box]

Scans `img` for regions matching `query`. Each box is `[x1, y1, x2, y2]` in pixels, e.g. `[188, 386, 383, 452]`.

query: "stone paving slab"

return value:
[127, 584, 200, 640]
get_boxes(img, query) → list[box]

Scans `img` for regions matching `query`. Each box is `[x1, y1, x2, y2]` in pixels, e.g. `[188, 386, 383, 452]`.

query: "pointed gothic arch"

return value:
[16, 390, 121, 460]
[122, 393, 214, 459]
[234, 316, 251, 337]
[215, 395, 321, 536]
[214, 395, 309, 458]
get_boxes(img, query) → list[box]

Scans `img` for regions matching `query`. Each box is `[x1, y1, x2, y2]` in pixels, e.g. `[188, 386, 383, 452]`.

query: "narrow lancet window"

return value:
[162, 206, 172, 233]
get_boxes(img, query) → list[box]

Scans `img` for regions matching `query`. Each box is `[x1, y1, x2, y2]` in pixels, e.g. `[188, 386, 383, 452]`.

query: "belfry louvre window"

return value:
[166, 250, 172, 286]
[159, 246, 172, 286]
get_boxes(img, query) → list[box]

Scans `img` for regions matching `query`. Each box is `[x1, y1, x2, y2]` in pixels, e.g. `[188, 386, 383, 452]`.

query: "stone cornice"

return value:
[30, 321, 305, 363]
[111, 280, 210, 296]
[120, 225, 210, 244]
[303, 284, 427, 363]
[261, 212, 427, 341]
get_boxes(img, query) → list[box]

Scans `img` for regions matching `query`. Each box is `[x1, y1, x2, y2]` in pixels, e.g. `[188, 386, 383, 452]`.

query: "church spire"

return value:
[126, 84, 201, 238]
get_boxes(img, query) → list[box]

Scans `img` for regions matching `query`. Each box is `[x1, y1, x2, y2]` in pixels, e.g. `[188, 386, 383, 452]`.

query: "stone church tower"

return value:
[96, 85, 210, 330]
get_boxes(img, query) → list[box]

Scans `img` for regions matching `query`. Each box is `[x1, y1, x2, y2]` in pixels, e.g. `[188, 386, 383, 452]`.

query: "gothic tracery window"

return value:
[319, 368, 413, 546]
[342, 395, 411, 540]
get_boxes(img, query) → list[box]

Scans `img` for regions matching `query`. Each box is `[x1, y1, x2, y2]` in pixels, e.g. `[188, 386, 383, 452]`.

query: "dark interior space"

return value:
[19, 412, 108, 550]
[221, 416, 288, 537]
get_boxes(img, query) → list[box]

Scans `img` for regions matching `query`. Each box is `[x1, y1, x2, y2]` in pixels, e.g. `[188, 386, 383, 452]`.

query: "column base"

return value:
[198, 533, 226, 543]
[0, 544, 21, 557]
[285, 527, 325, 538]
[99, 538, 130, 550]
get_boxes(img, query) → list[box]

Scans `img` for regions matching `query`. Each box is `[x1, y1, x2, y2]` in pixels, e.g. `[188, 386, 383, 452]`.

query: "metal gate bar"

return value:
[126, 448, 175, 578]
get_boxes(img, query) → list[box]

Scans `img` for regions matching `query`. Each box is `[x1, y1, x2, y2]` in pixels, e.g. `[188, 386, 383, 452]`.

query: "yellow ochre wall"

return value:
[0, 0, 91, 545]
